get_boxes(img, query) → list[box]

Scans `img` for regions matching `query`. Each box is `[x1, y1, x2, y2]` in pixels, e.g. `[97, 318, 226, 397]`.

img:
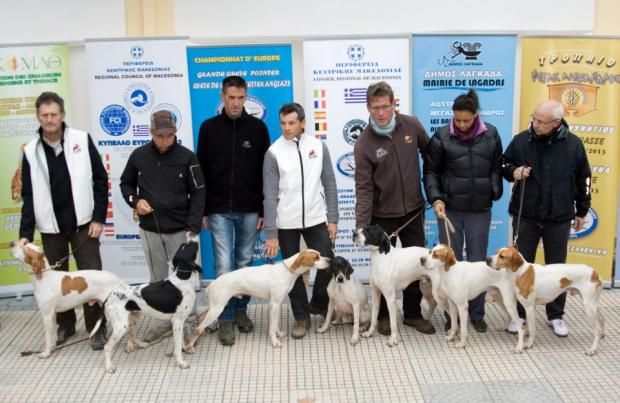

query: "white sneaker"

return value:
[548, 319, 569, 337]
[506, 318, 525, 334]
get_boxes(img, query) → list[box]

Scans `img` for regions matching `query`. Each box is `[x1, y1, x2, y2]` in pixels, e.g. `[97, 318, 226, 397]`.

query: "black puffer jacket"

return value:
[424, 122, 503, 212]
[502, 120, 591, 223]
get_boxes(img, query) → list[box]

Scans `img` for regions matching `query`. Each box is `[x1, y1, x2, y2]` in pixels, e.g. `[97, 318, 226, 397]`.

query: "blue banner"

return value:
[412, 35, 516, 257]
[186, 44, 293, 279]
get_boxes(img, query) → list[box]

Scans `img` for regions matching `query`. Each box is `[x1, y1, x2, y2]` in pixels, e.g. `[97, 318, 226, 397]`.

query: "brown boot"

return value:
[377, 318, 391, 336]
[291, 319, 310, 339]
[403, 317, 436, 334]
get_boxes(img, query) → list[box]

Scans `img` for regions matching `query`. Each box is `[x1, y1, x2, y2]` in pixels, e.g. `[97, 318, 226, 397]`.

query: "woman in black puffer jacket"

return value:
[423, 89, 503, 332]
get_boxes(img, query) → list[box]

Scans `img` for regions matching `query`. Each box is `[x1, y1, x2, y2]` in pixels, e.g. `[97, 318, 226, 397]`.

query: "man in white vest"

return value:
[263, 103, 338, 339]
[19, 92, 109, 350]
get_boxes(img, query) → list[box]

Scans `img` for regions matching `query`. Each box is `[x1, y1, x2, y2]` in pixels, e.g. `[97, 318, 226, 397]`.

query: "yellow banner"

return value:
[519, 37, 620, 280]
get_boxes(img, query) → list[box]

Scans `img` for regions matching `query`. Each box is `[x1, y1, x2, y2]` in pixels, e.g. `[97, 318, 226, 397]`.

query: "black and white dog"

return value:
[353, 225, 436, 346]
[316, 256, 370, 346]
[91, 234, 201, 373]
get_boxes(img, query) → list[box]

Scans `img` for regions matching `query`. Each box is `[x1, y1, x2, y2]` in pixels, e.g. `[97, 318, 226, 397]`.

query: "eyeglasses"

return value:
[530, 114, 557, 126]
[369, 104, 393, 114]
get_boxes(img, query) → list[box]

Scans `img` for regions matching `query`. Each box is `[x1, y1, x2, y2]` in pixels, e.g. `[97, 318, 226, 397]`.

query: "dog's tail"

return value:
[89, 293, 112, 338]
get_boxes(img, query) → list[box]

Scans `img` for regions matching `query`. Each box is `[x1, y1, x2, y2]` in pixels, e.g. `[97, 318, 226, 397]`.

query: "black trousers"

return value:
[372, 207, 425, 320]
[279, 223, 334, 321]
[41, 224, 106, 333]
[513, 218, 571, 320]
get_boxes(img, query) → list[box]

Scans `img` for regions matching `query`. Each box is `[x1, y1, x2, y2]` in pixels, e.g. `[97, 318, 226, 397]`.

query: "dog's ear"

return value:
[345, 260, 354, 279]
[510, 247, 525, 272]
[24, 248, 46, 279]
[379, 233, 391, 254]
[193, 263, 203, 274]
[445, 247, 457, 269]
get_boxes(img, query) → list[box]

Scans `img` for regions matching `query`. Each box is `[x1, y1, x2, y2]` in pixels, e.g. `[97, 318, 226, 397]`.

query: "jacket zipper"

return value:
[229, 119, 237, 212]
[295, 139, 306, 228]
[392, 137, 407, 215]
[468, 143, 474, 211]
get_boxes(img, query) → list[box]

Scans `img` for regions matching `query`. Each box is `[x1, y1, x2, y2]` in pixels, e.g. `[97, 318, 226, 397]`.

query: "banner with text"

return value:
[186, 44, 293, 279]
[303, 38, 411, 280]
[412, 35, 516, 256]
[86, 38, 193, 283]
[520, 37, 620, 280]
[0, 44, 71, 296]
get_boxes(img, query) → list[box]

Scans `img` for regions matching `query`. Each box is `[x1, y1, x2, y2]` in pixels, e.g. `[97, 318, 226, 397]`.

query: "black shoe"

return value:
[471, 319, 488, 333]
[234, 310, 254, 333]
[56, 327, 76, 345]
[91, 331, 106, 351]
[218, 321, 235, 346]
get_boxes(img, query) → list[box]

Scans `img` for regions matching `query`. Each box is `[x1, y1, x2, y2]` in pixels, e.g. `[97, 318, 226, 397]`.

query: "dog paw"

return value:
[387, 337, 398, 347]
[316, 327, 328, 334]
[184, 345, 195, 354]
[361, 330, 373, 338]
[512, 347, 524, 354]
[38, 351, 51, 359]
[272, 340, 282, 348]
[105, 366, 117, 374]
[350, 335, 359, 346]
[445, 335, 455, 342]
[455, 342, 466, 349]
[585, 349, 597, 356]
[124, 345, 135, 353]
[178, 361, 190, 369]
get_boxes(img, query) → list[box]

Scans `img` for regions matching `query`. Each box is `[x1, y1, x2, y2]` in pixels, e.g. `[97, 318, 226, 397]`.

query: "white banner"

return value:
[303, 38, 411, 281]
[85, 37, 193, 283]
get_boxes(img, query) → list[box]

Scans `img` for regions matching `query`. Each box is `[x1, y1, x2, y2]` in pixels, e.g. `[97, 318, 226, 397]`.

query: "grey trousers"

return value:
[139, 229, 197, 329]
[437, 209, 491, 321]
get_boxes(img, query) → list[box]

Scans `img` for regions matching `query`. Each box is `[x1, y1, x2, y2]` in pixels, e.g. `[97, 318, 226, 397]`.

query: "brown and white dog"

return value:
[487, 246, 605, 355]
[9, 241, 123, 358]
[185, 249, 330, 352]
[421, 245, 524, 351]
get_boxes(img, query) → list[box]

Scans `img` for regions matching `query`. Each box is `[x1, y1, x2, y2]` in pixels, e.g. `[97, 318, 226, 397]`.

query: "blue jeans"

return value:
[209, 213, 259, 322]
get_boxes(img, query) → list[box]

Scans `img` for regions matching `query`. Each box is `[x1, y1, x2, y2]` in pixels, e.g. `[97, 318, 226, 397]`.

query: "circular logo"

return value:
[130, 46, 144, 59]
[124, 83, 154, 113]
[152, 103, 182, 130]
[342, 119, 367, 146]
[569, 208, 598, 239]
[347, 44, 365, 62]
[216, 95, 267, 121]
[100, 105, 131, 136]
[336, 152, 355, 178]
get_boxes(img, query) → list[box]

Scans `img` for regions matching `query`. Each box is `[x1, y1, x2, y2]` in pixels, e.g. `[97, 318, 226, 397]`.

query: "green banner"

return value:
[0, 44, 71, 292]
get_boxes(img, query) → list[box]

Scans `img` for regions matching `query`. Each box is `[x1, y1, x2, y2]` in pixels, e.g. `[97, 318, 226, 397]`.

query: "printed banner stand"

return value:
[412, 35, 517, 257]
[186, 44, 293, 280]
[0, 43, 71, 297]
[86, 37, 193, 284]
[303, 37, 411, 281]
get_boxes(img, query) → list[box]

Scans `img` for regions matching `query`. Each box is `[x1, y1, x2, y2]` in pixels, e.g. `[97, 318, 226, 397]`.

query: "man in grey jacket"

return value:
[263, 103, 338, 339]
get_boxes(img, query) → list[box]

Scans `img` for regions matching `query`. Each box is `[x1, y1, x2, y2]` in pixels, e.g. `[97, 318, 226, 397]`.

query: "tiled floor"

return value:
[0, 290, 618, 402]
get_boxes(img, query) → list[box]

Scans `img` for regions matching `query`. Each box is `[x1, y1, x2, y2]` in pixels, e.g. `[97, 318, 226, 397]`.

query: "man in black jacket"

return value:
[196, 76, 270, 345]
[502, 99, 591, 337]
[19, 92, 108, 350]
[120, 109, 205, 341]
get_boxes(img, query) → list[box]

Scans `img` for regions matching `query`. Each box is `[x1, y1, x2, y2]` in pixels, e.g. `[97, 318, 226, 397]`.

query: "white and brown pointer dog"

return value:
[10, 241, 124, 359]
